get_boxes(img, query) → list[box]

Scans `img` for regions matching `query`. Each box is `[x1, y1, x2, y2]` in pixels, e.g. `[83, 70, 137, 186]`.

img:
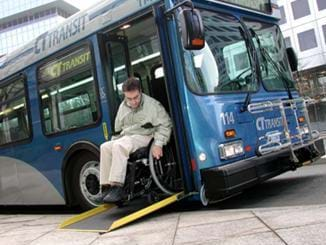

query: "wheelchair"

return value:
[113, 140, 182, 206]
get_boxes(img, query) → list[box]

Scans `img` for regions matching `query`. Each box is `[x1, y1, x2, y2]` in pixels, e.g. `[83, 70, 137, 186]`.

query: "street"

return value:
[217, 159, 326, 209]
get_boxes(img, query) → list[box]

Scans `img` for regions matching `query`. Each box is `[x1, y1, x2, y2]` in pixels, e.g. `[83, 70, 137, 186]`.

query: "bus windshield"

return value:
[244, 19, 295, 91]
[183, 10, 257, 94]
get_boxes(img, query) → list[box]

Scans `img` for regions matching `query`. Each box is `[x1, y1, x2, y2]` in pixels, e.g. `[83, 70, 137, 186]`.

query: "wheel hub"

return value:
[79, 161, 101, 206]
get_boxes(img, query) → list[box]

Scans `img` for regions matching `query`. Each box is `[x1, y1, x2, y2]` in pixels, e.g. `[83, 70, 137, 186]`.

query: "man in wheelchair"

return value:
[100, 77, 172, 204]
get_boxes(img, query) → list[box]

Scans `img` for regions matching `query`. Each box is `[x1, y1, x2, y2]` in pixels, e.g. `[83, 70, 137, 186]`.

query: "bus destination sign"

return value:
[39, 47, 91, 82]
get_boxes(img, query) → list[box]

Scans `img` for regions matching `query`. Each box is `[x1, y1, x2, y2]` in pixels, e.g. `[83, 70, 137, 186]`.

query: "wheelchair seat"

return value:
[128, 139, 154, 162]
[128, 147, 148, 162]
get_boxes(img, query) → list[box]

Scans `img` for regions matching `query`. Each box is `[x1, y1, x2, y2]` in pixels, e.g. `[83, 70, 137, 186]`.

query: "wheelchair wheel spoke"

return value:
[158, 160, 164, 175]
[148, 143, 183, 195]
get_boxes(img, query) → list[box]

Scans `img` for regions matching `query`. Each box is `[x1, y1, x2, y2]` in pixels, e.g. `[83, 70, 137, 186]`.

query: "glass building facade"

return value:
[277, 0, 326, 134]
[0, 0, 78, 56]
[0, 0, 54, 19]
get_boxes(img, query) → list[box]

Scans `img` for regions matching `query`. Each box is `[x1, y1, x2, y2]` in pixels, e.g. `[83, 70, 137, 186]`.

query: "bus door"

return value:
[101, 13, 170, 134]
[98, 12, 185, 195]
[102, 35, 131, 129]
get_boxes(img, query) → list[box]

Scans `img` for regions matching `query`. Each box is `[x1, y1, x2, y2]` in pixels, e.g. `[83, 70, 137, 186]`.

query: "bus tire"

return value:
[70, 153, 101, 210]
[200, 185, 209, 206]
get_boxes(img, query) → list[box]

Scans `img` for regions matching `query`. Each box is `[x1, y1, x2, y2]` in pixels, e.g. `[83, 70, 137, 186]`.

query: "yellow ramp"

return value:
[59, 192, 186, 233]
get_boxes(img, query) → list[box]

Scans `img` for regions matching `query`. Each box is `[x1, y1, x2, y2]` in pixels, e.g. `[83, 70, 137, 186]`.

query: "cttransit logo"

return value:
[34, 14, 87, 54]
[256, 116, 283, 131]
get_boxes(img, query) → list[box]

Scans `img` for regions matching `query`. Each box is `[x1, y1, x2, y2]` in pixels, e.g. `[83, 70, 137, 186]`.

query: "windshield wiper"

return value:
[239, 26, 256, 112]
[250, 28, 293, 100]
[249, 29, 268, 75]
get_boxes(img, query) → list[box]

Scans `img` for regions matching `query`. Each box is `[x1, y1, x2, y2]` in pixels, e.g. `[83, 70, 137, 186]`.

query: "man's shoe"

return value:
[103, 186, 125, 203]
[100, 188, 110, 201]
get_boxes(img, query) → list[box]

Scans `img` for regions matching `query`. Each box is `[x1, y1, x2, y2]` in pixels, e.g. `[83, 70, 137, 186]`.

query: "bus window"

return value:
[107, 39, 130, 102]
[37, 45, 99, 135]
[244, 19, 294, 91]
[0, 78, 31, 145]
[223, 44, 250, 81]
[183, 10, 257, 94]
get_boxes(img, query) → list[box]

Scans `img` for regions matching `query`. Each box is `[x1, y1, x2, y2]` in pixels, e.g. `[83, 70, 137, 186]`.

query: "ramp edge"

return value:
[59, 203, 115, 229]
[108, 192, 185, 231]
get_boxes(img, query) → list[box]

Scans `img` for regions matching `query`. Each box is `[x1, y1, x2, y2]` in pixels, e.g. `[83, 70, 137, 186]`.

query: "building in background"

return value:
[278, 0, 326, 99]
[0, 0, 79, 57]
[278, 0, 326, 130]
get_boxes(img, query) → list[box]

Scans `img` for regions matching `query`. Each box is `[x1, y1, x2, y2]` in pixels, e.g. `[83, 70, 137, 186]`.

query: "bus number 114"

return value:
[220, 112, 235, 125]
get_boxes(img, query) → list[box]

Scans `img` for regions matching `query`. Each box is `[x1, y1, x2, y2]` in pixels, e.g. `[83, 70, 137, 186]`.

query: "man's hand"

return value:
[152, 145, 163, 159]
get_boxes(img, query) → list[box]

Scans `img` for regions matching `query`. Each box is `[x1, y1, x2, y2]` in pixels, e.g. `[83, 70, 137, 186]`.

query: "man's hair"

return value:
[122, 77, 141, 92]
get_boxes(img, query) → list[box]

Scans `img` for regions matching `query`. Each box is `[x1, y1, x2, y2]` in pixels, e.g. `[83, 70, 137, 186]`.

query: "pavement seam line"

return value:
[252, 211, 289, 245]
[26, 227, 57, 245]
[172, 213, 181, 245]
[88, 235, 102, 245]
[273, 220, 326, 231]
[177, 216, 255, 229]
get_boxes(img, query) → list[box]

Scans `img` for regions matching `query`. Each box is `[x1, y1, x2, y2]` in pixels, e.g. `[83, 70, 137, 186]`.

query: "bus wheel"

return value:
[200, 185, 209, 206]
[72, 154, 101, 210]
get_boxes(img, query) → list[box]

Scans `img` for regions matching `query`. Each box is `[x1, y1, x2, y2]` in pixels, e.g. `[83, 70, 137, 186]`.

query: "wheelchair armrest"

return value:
[128, 147, 148, 161]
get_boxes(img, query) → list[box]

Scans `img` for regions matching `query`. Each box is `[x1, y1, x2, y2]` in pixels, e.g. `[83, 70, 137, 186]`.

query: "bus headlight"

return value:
[219, 140, 244, 160]
[198, 152, 207, 162]
[299, 126, 309, 135]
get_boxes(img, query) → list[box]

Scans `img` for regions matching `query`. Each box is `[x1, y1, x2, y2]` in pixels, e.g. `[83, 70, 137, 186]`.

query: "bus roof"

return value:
[0, 0, 279, 82]
[0, 0, 161, 81]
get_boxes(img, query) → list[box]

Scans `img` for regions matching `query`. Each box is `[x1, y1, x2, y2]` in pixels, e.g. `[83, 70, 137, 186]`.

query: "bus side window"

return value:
[43, 106, 52, 133]
[37, 45, 100, 135]
[0, 77, 31, 146]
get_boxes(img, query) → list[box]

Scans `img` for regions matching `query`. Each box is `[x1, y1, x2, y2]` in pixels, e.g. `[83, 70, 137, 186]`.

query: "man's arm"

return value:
[153, 102, 172, 148]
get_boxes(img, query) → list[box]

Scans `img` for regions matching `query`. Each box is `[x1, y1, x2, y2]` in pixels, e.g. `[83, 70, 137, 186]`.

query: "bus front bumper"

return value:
[200, 140, 324, 202]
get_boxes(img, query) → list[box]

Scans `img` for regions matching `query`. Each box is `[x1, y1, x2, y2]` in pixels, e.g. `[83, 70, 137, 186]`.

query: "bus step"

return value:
[59, 192, 186, 233]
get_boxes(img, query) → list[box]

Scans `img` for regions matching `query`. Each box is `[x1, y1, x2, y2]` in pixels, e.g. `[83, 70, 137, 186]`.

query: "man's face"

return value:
[124, 89, 141, 109]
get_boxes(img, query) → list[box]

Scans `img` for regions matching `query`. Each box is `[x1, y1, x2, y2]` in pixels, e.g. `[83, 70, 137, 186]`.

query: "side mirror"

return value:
[286, 47, 298, 72]
[178, 9, 205, 50]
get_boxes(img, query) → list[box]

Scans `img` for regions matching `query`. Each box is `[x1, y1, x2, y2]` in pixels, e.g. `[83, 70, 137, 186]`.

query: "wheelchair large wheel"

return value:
[149, 144, 181, 195]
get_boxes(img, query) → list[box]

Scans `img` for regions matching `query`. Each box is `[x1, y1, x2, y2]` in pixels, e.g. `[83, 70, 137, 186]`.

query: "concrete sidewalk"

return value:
[1, 204, 326, 245]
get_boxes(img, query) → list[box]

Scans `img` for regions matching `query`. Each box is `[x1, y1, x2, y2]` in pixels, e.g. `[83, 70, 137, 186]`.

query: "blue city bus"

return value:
[0, 0, 322, 210]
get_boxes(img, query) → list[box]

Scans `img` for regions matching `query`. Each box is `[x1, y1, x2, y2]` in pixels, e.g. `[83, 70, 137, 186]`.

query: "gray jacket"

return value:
[114, 93, 172, 147]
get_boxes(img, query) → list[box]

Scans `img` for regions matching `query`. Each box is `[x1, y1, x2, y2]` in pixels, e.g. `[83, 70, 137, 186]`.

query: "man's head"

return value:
[122, 77, 142, 109]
